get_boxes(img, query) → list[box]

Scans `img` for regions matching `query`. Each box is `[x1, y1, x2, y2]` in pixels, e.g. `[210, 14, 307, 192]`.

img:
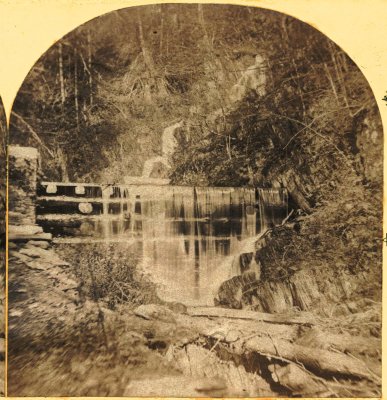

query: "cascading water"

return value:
[38, 178, 289, 305]
[134, 186, 260, 304]
[47, 185, 288, 306]
[257, 188, 288, 230]
[141, 121, 183, 179]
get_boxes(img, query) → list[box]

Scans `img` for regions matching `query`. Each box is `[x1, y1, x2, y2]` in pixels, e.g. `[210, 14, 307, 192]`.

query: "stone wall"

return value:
[8, 146, 39, 226]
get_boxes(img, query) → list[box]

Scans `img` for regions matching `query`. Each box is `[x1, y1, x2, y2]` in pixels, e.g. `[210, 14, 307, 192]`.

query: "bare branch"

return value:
[11, 112, 55, 158]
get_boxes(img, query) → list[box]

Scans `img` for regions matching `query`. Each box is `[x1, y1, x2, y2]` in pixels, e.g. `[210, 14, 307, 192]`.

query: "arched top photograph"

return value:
[7, 3, 383, 397]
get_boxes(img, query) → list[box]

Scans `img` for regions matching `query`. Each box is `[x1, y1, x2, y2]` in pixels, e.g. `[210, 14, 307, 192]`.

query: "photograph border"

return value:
[0, 0, 385, 398]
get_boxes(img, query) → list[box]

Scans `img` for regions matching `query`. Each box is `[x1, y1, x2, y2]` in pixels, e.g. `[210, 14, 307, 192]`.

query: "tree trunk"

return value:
[323, 63, 340, 106]
[159, 4, 164, 53]
[197, 4, 229, 159]
[58, 43, 66, 113]
[329, 42, 352, 116]
[87, 30, 93, 107]
[56, 147, 69, 182]
[74, 50, 79, 131]
[137, 14, 168, 98]
[197, 4, 211, 49]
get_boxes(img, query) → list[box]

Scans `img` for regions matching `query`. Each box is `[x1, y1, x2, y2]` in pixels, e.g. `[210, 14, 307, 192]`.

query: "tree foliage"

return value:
[9, 4, 382, 193]
[169, 10, 382, 194]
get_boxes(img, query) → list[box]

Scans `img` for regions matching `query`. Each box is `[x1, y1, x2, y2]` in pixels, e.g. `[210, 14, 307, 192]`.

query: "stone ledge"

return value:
[8, 146, 38, 160]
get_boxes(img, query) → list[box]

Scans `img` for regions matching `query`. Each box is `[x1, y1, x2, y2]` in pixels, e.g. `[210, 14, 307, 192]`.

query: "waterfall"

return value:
[162, 121, 182, 157]
[141, 121, 183, 179]
[97, 185, 132, 240]
[208, 188, 288, 300]
[130, 186, 260, 305]
[113, 185, 287, 305]
[257, 188, 288, 230]
[45, 183, 289, 306]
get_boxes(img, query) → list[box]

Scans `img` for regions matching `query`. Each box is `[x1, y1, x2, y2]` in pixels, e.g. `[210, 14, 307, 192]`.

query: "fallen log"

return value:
[176, 314, 379, 396]
[187, 306, 314, 326]
[269, 362, 333, 396]
[296, 326, 381, 357]
[242, 335, 374, 381]
[268, 362, 378, 397]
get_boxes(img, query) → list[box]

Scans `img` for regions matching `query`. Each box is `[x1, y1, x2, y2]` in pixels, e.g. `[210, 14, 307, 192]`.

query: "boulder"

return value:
[164, 301, 188, 314]
[216, 271, 259, 309]
[134, 304, 176, 323]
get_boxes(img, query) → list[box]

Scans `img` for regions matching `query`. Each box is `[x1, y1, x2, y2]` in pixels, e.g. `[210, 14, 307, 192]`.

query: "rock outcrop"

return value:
[216, 224, 365, 315]
[8, 239, 81, 343]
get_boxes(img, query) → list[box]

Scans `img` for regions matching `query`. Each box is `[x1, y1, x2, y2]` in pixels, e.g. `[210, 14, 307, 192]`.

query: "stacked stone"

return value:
[7, 146, 51, 241]
[8, 146, 39, 226]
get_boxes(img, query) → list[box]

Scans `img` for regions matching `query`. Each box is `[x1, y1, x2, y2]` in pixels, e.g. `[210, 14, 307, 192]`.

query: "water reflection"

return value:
[119, 187, 258, 304]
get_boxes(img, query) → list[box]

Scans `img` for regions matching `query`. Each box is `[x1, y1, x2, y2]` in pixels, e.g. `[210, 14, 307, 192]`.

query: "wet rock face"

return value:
[215, 228, 362, 314]
[254, 280, 294, 313]
[216, 270, 259, 309]
[218, 260, 363, 314]
[216, 276, 243, 309]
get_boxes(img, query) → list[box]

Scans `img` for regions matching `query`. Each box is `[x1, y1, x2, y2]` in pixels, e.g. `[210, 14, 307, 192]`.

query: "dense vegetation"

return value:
[57, 243, 160, 309]
[9, 4, 382, 297]
[9, 5, 382, 187]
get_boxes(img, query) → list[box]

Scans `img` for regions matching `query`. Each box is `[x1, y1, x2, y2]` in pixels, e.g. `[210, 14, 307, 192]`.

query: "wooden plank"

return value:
[40, 180, 170, 187]
[41, 181, 103, 188]
[52, 237, 138, 244]
[37, 196, 126, 203]
[40, 181, 275, 191]
[36, 214, 127, 221]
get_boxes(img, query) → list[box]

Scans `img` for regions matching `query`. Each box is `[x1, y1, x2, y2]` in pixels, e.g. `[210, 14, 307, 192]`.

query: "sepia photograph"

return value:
[7, 3, 383, 397]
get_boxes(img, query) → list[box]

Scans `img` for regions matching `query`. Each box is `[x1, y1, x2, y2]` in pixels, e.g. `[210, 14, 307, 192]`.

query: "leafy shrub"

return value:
[56, 242, 160, 309]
